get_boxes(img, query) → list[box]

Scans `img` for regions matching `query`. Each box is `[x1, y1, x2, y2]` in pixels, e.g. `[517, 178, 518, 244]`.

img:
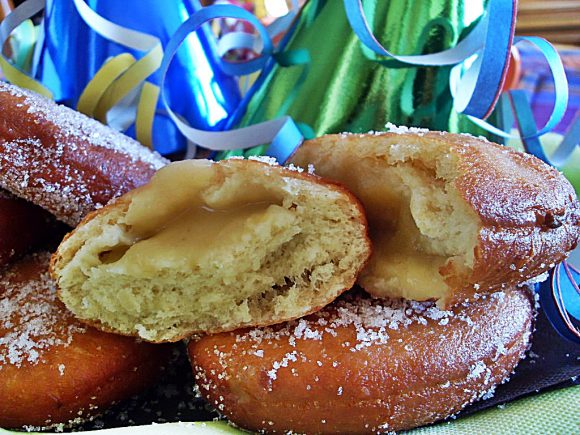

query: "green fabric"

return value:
[236, 0, 489, 138]
[406, 386, 580, 435]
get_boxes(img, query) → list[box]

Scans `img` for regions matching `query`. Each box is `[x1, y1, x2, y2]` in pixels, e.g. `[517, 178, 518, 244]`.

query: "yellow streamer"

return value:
[94, 43, 163, 124]
[135, 82, 160, 149]
[77, 53, 136, 117]
[0, 56, 51, 98]
[1, 0, 162, 151]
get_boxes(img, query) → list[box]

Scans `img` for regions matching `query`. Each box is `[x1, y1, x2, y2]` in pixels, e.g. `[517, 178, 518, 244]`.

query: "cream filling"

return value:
[364, 204, 449, 301]
[317, 156, 479, 302]
[97, 160, 295, 277]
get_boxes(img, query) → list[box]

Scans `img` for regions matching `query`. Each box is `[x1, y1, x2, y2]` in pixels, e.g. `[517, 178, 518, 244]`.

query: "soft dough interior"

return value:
[56, 160, 369, 342]
[291, 136, 481, 304]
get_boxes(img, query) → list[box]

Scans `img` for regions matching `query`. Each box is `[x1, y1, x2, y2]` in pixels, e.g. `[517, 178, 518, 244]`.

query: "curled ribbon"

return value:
[71, 1, 304, 161]
[71, 0, 163, 150]
[0, 0, 570, 161]
[0, 0, 161, 149]
[344, 0, 568, 140]
[0, 0, 303, 162]
[0, 0, 50, 97]
[216, 0, 300, 57]
[539, 261, 580, 344]
[460, 36, 569, 141]
[157, 4, 302, 163]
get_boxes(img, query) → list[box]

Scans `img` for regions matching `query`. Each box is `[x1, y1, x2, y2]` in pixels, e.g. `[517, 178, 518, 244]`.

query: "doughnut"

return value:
[0, 252, 171, 429]
[0, 82, 168, 226]
[290, 127, 580, 307]
[50, 158, 371, 343]
[188, 287, 534, 434]
[0, 190, 65, 267]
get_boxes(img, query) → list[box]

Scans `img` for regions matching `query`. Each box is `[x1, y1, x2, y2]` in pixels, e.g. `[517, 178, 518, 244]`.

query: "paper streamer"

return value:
[216, 0, 300, 57]
[506, 90, 579, 193]
[345, 0, 568, 142]
[0, 0, 303, 161]
[463, 36, 569, 141]
[539, 261, 580, 344]
[71, 0, 163, 148]
[0, 0, 162, 148]
[157, 4, 303, 162]
[3, 0, 568, 164]
[0, 0, 50, 97]
[343, 0, 514, 119]
[550, 113, 580, 167]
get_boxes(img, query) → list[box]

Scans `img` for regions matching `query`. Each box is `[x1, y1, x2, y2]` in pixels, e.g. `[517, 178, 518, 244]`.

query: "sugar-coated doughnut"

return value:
[290, 127, 579, 307]
[189, 287, 533, 434]
[51, 158, 371, 342]
[0, 252, 170, 429]
[0, 190, 65, 267]
[0, 82, 168, 226]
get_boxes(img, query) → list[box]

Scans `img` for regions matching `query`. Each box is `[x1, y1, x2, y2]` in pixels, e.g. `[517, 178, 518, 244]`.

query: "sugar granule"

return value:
[0, 253, 85, 369]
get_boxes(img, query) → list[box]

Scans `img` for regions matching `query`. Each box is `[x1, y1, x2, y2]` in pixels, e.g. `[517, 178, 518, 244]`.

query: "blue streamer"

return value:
[158, 3, 303, 163]
[538, 262, 580, 344]
[343, 0, 516, 120]
[513, 37, 569, 138]
[343, 0, 485, 64]
[509, 90, 550, 164]
[191, 5, 274, 77]
[460, 0, 515, 118]
[345, 0, 569, 141]
[551, 113, 580, 167]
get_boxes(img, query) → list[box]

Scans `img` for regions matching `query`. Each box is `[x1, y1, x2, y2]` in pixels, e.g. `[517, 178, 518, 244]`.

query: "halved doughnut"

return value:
[51, 158, 371, 342]
[290, 128, 580, 307]
[0, 252, 170, 429]
[0, 82, 167, 226]
[188, 287, 534, 434]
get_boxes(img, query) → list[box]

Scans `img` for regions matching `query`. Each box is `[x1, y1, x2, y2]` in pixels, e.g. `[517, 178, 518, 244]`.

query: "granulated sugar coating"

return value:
[0, 252, 84, 368]
[189, 287, 534, 434]
[235, 293, 457, 353]
[0, 252, 170, 429]
[0, 82, 167, 226]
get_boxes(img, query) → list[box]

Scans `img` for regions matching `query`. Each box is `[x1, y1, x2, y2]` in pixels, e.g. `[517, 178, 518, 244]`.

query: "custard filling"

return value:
[314, 156, 479, 302]
[99, 160, 295, 277]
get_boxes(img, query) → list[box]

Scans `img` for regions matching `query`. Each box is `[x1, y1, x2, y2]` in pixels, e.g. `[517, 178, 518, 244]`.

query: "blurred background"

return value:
[517, 0, 580, 46]
[3, 0, 579, 45]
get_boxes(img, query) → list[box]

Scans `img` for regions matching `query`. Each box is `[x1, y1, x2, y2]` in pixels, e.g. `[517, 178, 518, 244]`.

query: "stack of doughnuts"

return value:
[185, 128, 579, 433]
[2, 80, 579, 433]
[0, 82, 171, 429]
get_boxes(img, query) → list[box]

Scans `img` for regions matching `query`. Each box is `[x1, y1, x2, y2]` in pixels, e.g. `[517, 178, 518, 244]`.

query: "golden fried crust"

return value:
[290, 132, 579, 306]
[441, 132, 579, 296]
[0, 191, 64, 267]
[0, 82, 167, 226]
[189, 287, 533, 434]
[0, 253, 171, 428]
